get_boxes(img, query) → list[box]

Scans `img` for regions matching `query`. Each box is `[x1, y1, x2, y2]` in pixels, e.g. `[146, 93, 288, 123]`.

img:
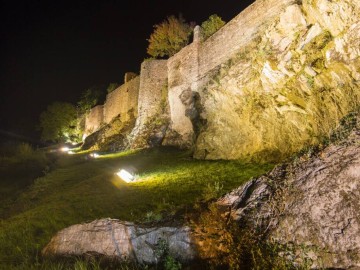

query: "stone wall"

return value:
[128, 60, 169, 148]
[137, 60, 168, 125]
[103, 76, 140, 124]
[166, 42, 200, 147]
[166, 0, 297, 148]
[84, 105, 103, 136]
[198, 0, 297, 76]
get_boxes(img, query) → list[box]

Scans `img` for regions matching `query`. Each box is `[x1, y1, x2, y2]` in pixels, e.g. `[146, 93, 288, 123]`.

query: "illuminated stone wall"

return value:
[137, 60, 168, 124]
[84, 105, 103, 136]
[103, 76, 140, 124]
[166, 0, 297, 147]
[128, 59, 168, 148]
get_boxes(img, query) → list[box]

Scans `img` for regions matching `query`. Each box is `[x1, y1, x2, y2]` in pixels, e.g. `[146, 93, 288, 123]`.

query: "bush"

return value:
[147, 15, 193, 58]
[201, 14, 225, 40]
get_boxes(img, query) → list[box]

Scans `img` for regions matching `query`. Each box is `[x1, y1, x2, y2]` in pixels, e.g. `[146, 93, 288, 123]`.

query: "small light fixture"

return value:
[116, 169, 135, 183]
[90, 153, 100, 158]
[61, 147, 70, 152]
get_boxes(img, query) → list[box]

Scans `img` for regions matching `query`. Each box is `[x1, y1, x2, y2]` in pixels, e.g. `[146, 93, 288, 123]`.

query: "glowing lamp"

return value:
[61, 147, 70, 152]
[116, 169, 135, 183]
[90, 153, 100, 158]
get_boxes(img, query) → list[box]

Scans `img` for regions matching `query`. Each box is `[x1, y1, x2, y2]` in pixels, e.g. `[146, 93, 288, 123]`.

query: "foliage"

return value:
[154, 239, 181, 270]
[147, 15, 193, 58]
[77, 87, 104, 114]
[193, 203, 311, 270]
[0, 142, 50, 217]
[202, 181, 224, 201]
[106, 83, 119, 94]
[0, 147, 273, 268]
[201, 14, 225, 40]
[39, 102, 77, 142]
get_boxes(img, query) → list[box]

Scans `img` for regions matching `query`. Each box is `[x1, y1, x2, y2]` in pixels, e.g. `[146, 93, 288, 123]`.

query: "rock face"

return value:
[82, 115, 135, 151]
[42, 219, 196, 265]
[218, 126, 360, 269]
[194, 0, 360, 160]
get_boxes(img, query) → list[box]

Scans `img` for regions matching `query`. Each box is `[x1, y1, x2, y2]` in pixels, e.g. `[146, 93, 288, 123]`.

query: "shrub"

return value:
[201, 14, 225, 40]
[147, 15, 193, 58]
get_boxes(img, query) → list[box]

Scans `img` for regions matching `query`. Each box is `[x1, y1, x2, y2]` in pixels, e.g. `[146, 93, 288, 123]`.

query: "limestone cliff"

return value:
[194, 0, 360, 161]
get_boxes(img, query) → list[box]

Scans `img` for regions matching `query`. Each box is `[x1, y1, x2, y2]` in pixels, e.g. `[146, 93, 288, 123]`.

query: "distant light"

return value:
[61, 147, 70, 152]
[71, 142, 77, 145]
[116, 169, 135, 183]
[68, 151, 75, 155]
[90, 153, 100, 158]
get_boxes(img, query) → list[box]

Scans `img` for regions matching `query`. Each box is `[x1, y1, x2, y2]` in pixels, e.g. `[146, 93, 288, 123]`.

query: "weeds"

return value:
[192, 203, 312, 270]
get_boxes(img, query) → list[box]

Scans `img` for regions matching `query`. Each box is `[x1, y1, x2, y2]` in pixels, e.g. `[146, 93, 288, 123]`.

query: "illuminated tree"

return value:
[39, 102, 77, 142]
[77, 87, 104, 114]
[201, 14, 225, 40]
[147, 15, 193, 58]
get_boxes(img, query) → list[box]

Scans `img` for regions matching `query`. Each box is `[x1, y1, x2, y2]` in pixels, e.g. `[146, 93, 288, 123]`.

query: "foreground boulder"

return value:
[42, 219, 196, 265]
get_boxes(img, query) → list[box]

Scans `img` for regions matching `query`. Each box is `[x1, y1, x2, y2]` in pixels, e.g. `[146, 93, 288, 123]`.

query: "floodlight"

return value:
[116, 169, 135, 183]
[61, 147, 70, 152]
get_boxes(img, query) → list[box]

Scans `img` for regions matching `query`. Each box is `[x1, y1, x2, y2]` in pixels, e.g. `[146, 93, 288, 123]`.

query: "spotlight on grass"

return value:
[60, 147, 70, 152]
[116, 169, 135, 183]
[90, 153, 100, 158]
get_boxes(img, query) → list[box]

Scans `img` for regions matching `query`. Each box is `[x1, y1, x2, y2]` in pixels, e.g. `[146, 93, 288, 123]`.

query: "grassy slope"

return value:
[0, 147, 273, 269]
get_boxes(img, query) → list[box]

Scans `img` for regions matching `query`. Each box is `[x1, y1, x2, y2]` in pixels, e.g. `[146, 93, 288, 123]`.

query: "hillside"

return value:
[0, 147, 272, 269]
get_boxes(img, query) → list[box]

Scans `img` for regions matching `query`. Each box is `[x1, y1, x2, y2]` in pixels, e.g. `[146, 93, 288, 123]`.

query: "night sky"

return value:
[0, 0, 254, 141]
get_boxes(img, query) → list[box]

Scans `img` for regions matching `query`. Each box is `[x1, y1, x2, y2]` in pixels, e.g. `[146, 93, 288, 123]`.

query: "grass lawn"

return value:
[0, 146, 273, 269]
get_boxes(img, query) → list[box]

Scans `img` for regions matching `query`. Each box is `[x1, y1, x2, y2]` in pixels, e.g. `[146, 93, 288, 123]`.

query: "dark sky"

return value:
[0, 0, 255, 141]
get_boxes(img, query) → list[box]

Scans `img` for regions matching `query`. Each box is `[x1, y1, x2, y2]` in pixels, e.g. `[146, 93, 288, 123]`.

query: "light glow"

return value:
[116, 169, 135, 183]
[90, 153, 100, 158]
[68, 151, 75, 155]
[61, 147, 70, 152]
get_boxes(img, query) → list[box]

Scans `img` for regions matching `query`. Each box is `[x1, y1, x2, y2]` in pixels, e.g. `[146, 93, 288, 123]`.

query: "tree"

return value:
[201, 14, 225, 40]
[77, 87, 104, 114]
[106, 82, 120, 93]
[147, 15, 193, 58]
[39, 102, 77, 142]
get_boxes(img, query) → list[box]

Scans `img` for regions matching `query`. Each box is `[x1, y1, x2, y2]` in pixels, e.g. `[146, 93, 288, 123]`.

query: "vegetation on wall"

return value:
[201, 14, 225, 40]
[147, 15, 194, 58]
[106, 82, 120, 93]
[77, 87, 104, 114]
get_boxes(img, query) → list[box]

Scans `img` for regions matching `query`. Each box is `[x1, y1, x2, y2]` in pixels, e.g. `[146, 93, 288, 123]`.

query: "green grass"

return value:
[0, 146, 273, 269]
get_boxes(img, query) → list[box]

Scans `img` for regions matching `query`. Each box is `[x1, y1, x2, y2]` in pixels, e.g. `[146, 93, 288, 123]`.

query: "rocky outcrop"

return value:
[42, 219, 196, 265]
[194, 0, 360, 160]
[218, 121, 360, 269]
[82, 115, 135, 151]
